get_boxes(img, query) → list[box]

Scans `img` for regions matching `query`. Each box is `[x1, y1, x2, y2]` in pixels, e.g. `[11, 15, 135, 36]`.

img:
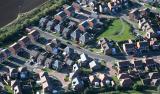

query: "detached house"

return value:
[148, 72, 160, 79]
[46, 20, 54, 31]
[64, 6, 75, 17]
[0, 49, 10, 63]
[143, 58, 157, 70]
[71, 77, 84, 91]
[72, 2, 80, 11]
[44, 58, 54, 68]
[97, 73, 115, 87]
[9, 68, 18, 79]
[78, 20, 90, 32]
[52, 60, 63, 71]
[79, 32, 90, 45]
[129, 8, 141, 22]
[151, 79, 160, 86]
[39, 17, 48, 28]
[120, 78, 133, 88]
[45, 42, 56, 53]
[9, 42, 22, 55]
[130, 59, 145, 70]
[62, 28, 71, 39]
[37, 52, 48, 65]
[116, 61, 131, 72]
[123, 42, 135, 55]
[89, 60, 101, 71]
[18, 67, 29, 79]
[18, 36, 31, 48]
[28, 29, 40, 42]
[54, 11, 67, 21]
[71, 29, 81, 41]
[89, 75, 101, 88]
[136, 41, 149, 52]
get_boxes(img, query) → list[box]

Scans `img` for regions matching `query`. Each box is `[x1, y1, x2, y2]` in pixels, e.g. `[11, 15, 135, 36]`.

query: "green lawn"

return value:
[98, 19, 134, 41]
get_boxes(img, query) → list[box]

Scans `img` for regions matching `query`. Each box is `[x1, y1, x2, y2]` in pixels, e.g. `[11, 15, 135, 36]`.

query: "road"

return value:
[33, 27, 126, 63]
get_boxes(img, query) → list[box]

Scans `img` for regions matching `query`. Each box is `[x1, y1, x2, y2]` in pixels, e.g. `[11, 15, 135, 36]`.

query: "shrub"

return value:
[64, 76, 69, 82]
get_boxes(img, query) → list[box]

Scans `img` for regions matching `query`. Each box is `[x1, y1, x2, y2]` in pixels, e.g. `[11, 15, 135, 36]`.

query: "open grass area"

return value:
[98, 19, 134, 41]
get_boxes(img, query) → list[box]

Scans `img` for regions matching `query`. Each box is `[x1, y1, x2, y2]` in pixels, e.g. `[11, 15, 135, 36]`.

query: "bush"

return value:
[133, 84, 144, 91]
[64, 76, 69, 82]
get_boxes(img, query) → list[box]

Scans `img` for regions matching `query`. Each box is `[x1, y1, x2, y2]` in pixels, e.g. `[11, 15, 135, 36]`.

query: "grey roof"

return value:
[79, 32, 90, 44]
[66, 59, 74, 66]
[71, 29, 81, 40]
[64, 46, 74, 55]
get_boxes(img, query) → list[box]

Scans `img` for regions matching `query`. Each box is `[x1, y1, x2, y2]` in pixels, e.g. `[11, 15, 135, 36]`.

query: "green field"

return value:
[98, 19, 134, 41]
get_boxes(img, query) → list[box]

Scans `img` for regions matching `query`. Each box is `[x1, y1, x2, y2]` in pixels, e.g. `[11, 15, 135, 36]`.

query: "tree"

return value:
[133, 84, 143, 91]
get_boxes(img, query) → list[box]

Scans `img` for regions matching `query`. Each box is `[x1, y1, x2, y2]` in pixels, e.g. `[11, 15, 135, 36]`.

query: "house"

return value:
[130, 59, 145, 70]
[151, 79, 160, 86]
[120, 78, 133, 88]
[51, 38, 61, 46]
[9, 68, 18, 79]
[136, 41, 149, 52]
[72, 64, 80, 72]
[13, 85, 22, 94]
[8, 42, 22, 55]
[30, 50, 40, 60]
[65, 59, 74, 67]
[11, 80, 19, 90]
[3, 49, 11, 58]
[39, 17, 48, 28]
[108, 2, 117, 13]
[149, 39, 159, 50]
[46, 20, 54, 31]
[102, 43, 113, 55]
[18, 36, 31, 47]
[71, 77, 84, 91]
[97, 73, 115, 87]
[89, 75, 101, 88]
[39, 71, 49, 79]
[143, 58, 157, 70]
[39, 72, 53, 93]
[116, 61, 131, 71]
[79, 53, 89, 66]
[123, 42, 135, 55]
[0, 50, 8, 63]
[45, 42, 56, 53]
[89, 60, 101, 71]
[18, 67, 28, 79]
[148, 72, 160, 79]
[71, 29, 81, 41]
[78, 20, 89, 32]
[37, 52, 48, 65]
[79, 32, 90, 45]
[117, 73, 130, 80]
[52, 60, 63, 71]
[88, 18, 97, 27]
[64, 6, 75, 16]
[54, 11, 67, 21]
[44, 58, 54, 68]
[63, 46, 74, 56]
[142, 78, 151, 86]
[62, 28, 71, 39]
[72, 2, 80, 11]
[129, 8, 141, 22]
[28, 29, 40, 42]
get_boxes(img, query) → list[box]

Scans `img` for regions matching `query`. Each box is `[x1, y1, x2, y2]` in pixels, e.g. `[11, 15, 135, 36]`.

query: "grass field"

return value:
[98, 19, 134, 41]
